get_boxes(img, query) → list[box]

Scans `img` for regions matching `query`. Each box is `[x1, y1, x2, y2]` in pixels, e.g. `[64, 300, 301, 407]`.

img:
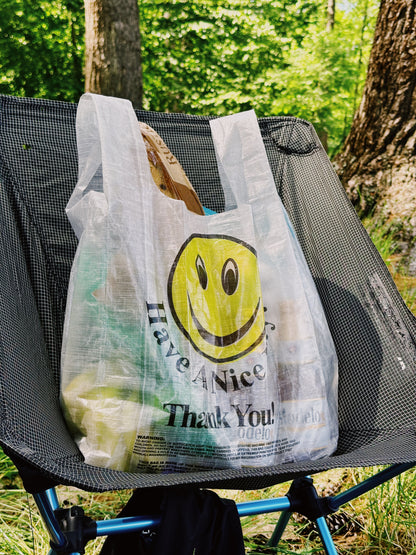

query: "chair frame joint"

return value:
[50, 505, 97, 555]
[287, 476, 335, 521]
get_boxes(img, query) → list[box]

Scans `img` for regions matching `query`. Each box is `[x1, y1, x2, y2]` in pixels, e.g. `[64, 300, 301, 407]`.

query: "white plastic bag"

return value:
[60, 94, 338, 473]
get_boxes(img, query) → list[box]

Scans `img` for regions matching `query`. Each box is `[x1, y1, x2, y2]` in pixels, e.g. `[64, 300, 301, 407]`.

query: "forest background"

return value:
[4, 0, 415, 248]
[2, 1, 416, 553]
[0, 0, 379, 157]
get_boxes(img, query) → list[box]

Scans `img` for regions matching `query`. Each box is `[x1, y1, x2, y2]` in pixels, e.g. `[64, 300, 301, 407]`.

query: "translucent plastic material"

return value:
[60, 94, 338, 473]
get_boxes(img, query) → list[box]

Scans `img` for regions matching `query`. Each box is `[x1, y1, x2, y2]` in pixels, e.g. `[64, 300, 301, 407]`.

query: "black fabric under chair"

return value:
[0, 93, 415, 554]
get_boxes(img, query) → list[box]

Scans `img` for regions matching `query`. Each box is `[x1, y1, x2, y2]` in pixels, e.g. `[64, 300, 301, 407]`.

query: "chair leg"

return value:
[315, 516, 338, 555]
[33, 488, 68, 551]
[35, 464, 416, 553]
[33, 488, 96, 555]
[267, 509, 292, 547]
[267, 476, 337, 551]
[267, 464, 416, 552]
[328, 462, 416, 511]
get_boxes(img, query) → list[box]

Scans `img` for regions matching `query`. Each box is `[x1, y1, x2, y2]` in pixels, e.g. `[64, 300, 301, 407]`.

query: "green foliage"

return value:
[139, 0, 318, 115]
[139, 0, 378, 155]
[0, 0, 84, 101]
[269, 0, 379, 155]
[0, 0, 378, 152]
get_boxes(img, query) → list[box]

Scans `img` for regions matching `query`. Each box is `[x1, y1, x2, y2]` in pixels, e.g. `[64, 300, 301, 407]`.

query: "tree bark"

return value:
[334, 0, 416, 240]
[326, 0, 336, 32]
[84, 0, 143, 108]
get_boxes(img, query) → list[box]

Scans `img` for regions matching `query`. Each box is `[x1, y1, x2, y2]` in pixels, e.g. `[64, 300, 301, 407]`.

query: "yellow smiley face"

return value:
[168, 234, 265, 363]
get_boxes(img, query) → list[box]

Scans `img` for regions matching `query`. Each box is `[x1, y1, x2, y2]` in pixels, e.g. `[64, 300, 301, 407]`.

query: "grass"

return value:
[1, 216, 416, 554]
[2, 461, 416, 554]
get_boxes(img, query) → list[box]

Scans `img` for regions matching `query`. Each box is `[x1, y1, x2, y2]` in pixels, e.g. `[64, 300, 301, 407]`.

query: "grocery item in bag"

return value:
[139, 121, 204, 215]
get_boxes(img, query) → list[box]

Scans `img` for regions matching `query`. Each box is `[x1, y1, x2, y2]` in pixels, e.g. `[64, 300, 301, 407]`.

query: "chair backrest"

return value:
[1, 94, 416, 493]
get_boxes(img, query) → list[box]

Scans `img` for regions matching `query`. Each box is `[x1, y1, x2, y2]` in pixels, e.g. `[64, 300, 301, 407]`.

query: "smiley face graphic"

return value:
[168, 234, 265, 363]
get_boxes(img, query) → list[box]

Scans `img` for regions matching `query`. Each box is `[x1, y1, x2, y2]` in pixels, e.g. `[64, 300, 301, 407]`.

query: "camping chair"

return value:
[1, 93, 415, 555]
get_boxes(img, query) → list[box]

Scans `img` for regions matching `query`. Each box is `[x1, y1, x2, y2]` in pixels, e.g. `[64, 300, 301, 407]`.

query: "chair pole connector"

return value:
[50, 506, 97, 555]
[286, 476, 335, 521]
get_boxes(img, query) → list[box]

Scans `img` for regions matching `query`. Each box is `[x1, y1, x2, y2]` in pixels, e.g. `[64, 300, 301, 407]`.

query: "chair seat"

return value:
[1, 94, 416, 496]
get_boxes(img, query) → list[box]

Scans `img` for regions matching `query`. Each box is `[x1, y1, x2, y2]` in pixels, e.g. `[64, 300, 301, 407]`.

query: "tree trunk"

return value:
[84, 0, 143, 108]
[334, 0, 416, 241]
[326, 0, 336, 32]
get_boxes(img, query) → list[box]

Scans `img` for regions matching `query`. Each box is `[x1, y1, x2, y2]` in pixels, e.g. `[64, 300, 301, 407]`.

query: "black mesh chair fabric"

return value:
[1, 94, 416, 495]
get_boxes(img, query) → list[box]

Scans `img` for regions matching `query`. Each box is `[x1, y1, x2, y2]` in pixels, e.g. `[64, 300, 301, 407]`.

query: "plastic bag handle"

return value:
[66, 93, 152, 237]
[210, 110, 278, 208]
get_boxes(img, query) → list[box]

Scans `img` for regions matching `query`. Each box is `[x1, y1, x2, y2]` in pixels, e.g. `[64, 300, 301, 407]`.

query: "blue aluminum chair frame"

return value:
[33, 462, 415, 554]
